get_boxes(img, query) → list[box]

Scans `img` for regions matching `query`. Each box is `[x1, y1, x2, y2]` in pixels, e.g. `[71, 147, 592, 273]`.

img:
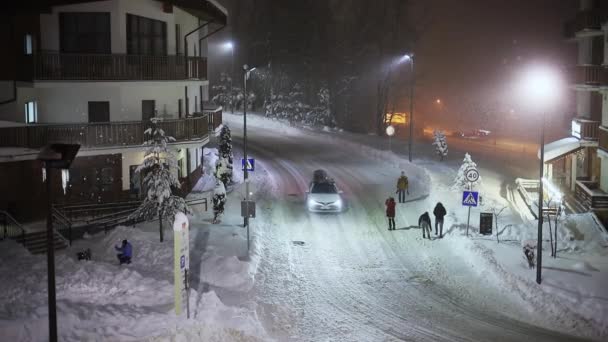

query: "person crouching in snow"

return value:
[418, 212, 432, 239]
[115, 239, 132, 265]
[385, 197, 396, 230]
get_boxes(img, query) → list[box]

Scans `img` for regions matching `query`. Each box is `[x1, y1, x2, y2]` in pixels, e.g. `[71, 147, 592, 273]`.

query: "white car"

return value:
[306, 180, 344, 213]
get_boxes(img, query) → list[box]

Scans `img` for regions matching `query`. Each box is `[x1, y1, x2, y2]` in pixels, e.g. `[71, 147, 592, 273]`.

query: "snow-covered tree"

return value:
[453, 153, 481, 190]
[211, 72, 232, 109]
[215, 125, 234, 187]
[215, 157, 232, 188]
[130, 119, 190, 242]
[212, 180, 226, 224]
[432, 130, 448, 161]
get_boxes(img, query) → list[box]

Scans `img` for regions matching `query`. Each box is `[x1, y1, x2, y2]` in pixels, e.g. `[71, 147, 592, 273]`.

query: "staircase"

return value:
[1, 210, 69, 255]
[13, 230, 69, 254]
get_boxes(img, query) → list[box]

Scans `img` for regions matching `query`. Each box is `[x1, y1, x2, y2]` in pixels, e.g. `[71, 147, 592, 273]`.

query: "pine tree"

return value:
[130, 118, 190, 242]
[432, 130, 449, 161]
[216, 125, 234, 187]
[212, 180, 227, 224]
[453, 153, 481, 190]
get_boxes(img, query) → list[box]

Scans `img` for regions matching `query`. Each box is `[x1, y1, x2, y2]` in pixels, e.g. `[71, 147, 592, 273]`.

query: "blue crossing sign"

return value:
[241, 158, 255, 171]
[462, 191, 479, 207]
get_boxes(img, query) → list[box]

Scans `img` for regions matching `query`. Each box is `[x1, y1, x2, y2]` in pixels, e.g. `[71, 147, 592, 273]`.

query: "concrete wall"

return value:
[578, 37, 593, 65]
[600, 154, 608, 192]
[39, 0, 205, 56]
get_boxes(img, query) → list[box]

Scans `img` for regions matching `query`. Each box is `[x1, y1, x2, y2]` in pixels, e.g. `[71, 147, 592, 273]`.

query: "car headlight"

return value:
[307, 198, 316, 208]
[335, 198, 343, 208]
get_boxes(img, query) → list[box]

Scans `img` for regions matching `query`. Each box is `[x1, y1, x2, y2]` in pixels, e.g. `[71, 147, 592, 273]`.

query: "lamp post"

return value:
[243, 64, 256, 250]
[224, 41, 234, 113]
[399, 54, 415, 162]
[37, 143, 80, 342]
[519, 64, 562, 285]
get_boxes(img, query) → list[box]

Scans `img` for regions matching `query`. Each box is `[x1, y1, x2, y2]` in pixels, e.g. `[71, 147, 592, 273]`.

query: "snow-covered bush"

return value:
[212, 180, 227, 223]
[452, 153, 481, 190]
[432, 130, 448, 161]
[130, 119, 190, 241]
[215, 157, 233, 188]
[264, 85, 334, 127]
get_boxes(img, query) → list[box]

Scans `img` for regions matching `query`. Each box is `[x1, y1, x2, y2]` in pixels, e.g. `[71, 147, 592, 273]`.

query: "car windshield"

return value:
[311, 183, 337, 194]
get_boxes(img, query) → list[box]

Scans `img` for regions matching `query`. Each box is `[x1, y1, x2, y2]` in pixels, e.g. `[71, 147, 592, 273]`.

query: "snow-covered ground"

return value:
[1, 112, 607, 341]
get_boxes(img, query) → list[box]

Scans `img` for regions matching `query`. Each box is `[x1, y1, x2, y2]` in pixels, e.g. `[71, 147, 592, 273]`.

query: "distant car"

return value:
[307, 170, 344, 213]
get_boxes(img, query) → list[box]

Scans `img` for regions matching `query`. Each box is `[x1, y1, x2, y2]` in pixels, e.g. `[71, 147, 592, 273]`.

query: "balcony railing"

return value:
[564, 9, 608, 39]
[0, 116, 209, 149]
[575, 180, 608, 211]
[572, 65, 607, 86]
[35, 51, 207, 81]
[572, 118, 599, 140]
[599, 126, 608, 153]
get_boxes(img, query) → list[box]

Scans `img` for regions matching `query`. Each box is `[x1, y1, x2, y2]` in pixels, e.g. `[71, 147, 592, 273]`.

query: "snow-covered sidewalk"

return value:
[0, 144, 271, 341]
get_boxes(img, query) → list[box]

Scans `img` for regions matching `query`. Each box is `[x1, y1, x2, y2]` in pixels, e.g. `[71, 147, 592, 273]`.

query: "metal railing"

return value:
[0, 115, 210, 149]
[35, 51, 207, 81]
[0, 210, 26, 246]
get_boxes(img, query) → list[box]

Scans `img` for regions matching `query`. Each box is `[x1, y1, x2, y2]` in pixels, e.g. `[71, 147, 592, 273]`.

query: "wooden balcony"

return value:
[0, 116, 210, 149]
[35, 51, 207, 81]
[564, 9, 608, 39]
[572, 118, 599, 140]
[599, 126, 608, 153]
[575, 180, 608, 210]
[572, 65, 607, 86]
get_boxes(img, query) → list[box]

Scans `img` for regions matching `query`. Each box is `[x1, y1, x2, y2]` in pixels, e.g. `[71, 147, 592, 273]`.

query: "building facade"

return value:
[0, 0, 227, 221]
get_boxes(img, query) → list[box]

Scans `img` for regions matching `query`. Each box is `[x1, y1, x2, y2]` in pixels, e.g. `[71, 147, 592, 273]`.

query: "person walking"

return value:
[418, 212, 432, 239]
[385, 197, 396, 230]
[396, 171, 409, 203]
[433, 202, 447, 238]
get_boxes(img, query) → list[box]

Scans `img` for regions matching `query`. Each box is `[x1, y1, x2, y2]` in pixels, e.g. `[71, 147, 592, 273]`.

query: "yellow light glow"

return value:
[385, 112, 408, 124]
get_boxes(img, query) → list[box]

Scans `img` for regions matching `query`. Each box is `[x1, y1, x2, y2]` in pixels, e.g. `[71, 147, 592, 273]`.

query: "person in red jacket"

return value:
[385, 197, 396, 230]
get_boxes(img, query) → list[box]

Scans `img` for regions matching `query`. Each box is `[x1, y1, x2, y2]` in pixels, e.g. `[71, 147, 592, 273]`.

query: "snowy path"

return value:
[226, 115, 587, 341]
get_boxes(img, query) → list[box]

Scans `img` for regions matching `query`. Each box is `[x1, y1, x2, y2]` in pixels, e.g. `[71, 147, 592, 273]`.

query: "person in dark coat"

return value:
[115, 239, 132, 264]
[433, 202, 447, 238]
[418, 212, 432, 239]
[385, 197, 396, 230]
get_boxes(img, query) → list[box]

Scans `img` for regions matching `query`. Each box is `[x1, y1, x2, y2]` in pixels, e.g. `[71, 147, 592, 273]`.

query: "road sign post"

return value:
[173, 212, 190, 318]
[241, 158, 255, 172]
[462, 188, 479, 237]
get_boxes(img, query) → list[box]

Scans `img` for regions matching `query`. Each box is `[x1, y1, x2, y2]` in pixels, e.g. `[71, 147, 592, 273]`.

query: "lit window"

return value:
[24, 34, 32, 55]
[25, 101, 37, 123]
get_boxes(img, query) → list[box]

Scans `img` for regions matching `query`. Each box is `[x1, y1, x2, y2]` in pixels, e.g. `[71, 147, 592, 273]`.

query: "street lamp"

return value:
[37, 143, 80, 342]
[519, 63, 562, 285]
[243, 64, 257, 251]
[399, 54, 415, 162]
[223, 41, 235, 113]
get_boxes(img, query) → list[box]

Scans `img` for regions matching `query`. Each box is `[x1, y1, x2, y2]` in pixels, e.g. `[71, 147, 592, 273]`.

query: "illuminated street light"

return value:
[398, 53, 415, 162]
[224, 41, 235, 113]
[436, 98, 441, 104]
[519, 63, 563, 285]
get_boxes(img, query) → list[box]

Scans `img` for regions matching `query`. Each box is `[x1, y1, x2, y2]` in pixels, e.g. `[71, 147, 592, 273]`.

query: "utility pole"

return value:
[537, 113, 545, 284]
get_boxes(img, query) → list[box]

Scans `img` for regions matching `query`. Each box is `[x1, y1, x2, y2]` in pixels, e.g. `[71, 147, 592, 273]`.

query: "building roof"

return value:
[539, 137, 597, 163]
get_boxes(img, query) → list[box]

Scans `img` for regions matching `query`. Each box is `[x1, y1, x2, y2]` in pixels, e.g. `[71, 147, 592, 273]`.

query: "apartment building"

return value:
[0, 0, 227, 220]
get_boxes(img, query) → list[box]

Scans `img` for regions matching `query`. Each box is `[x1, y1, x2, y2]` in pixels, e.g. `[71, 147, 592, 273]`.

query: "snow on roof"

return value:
[539, 137, 583, 162]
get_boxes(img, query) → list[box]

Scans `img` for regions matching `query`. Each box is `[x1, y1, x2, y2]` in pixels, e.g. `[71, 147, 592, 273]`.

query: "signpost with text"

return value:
[173, 212, 190, 318]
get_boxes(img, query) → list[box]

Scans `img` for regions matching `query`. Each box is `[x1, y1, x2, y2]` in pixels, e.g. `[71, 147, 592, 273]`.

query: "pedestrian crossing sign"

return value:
[462, 191, 479, 207]
[241, 158, 255, 171]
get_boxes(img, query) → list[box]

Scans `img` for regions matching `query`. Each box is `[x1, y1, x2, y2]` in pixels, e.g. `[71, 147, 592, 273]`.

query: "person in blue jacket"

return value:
[115, 239, 132, 264]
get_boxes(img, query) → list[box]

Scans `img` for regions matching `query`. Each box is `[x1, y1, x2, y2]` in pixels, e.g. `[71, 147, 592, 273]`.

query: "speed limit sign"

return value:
[465, 169, 479, 183]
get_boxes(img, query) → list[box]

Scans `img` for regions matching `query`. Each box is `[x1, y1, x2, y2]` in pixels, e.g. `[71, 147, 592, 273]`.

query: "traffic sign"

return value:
[462, 191, 479, 207]
[242, 158, 255, 171]
[465, 169, 479, 183]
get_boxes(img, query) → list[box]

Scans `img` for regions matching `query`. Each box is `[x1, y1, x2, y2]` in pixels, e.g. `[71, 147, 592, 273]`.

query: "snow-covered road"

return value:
[227, 115, 587, 341]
